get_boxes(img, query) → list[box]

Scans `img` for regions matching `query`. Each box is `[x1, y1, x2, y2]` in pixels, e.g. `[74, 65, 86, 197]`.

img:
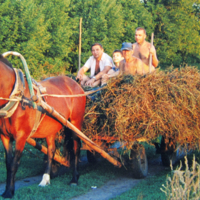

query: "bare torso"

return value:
[119, 57, 144, 76]
[132, 41, 151, 66]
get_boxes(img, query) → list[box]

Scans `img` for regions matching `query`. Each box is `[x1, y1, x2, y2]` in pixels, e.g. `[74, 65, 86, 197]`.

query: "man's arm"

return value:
[76, 66, 89, 80]
[85, 65, 111, 86]
[108, 70, 120, 78]
[95, 65, 111, 80]
[150, 45, 159, 68]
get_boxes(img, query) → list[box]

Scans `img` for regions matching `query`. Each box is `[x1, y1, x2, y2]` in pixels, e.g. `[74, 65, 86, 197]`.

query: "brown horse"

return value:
[0, 55, 86, 198]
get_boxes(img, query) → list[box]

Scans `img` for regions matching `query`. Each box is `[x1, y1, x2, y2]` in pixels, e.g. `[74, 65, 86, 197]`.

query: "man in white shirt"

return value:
[76, 43, 113, 87]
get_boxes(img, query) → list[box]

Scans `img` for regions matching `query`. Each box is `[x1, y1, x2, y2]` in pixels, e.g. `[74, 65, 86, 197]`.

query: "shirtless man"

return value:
[133, 27, 159, 70]
[119, 42, 151, 75]
[76, 43, 113, 87]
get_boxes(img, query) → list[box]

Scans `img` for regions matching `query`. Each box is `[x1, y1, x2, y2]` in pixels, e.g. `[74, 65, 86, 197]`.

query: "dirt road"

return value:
[70, 158, 166, 200]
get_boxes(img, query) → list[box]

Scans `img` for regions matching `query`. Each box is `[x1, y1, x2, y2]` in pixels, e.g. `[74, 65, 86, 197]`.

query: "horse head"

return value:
[0, 55, 16, 107]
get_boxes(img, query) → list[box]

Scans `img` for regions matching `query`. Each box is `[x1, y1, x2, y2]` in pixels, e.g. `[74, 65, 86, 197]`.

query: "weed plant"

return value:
[161, 155, 200, 200]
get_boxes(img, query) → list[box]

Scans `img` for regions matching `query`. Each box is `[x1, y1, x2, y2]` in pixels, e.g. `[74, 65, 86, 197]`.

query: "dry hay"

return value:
[82, 66, 200, 150]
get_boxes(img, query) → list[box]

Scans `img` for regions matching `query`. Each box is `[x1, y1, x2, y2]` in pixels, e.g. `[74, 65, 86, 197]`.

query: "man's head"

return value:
[135, 27, 146, 45]
[112, 50, 124, 65]
[121, 42, 133, 61]
[91, 43, 104, 59]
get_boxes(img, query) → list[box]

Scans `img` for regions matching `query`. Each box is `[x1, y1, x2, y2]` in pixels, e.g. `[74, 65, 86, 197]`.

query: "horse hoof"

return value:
[1, 190, 13, 198]
[39, 173, 50, 187]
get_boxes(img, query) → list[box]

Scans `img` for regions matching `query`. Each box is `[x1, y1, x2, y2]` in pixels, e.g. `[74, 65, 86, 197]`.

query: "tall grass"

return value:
[161, 156, 200, 200]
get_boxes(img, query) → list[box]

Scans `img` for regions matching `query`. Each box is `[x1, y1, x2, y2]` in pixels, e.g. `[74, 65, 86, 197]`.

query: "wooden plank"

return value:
[26, 138, 70, 167]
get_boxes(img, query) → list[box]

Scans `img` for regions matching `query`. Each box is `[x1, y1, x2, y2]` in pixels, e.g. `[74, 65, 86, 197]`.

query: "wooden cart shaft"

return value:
[26, 138, 70, 167]
[39, 100, 122, 168]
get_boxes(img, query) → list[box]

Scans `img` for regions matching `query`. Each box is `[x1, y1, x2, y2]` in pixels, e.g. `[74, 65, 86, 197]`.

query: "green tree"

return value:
[68, 0, 124, 72]
[120, 0, 154, 43]
[146, 0, 200, 67]
[0, 0, 73, 79]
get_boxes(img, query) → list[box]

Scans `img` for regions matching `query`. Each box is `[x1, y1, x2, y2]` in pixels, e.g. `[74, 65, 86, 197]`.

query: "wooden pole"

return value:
[39, 100, 122, 168]
[149, 33, 154, 73]
[78, 18, 82, 70]
[26, 138, 70, 167]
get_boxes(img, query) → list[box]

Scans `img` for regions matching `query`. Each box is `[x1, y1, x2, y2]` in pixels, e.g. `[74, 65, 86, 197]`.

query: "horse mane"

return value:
[0, 54, 13, 68]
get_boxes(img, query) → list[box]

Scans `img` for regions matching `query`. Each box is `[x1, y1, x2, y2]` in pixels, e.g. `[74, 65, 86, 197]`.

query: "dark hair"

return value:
[112, 49, 123, 56]
[136, 27, 146, 35]
[91, 43, 103, 51]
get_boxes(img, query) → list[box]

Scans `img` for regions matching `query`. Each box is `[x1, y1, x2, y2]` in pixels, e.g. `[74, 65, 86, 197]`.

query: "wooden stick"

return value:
[149, 33, 154, 73]
[39, 100, 122, 168]
[78, 18, 82, 70]
[26, 138, 70, 167]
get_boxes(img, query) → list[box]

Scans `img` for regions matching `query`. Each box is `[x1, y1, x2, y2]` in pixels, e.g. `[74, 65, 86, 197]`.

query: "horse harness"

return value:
[0, 68, 46, 138]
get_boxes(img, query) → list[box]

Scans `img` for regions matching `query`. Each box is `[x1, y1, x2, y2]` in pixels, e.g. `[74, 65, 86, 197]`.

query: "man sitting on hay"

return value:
[133, 27, 159, 70]
[101, 42, 152, 86]
[119, 42, 151, 75]
[76, 43, 113, 87]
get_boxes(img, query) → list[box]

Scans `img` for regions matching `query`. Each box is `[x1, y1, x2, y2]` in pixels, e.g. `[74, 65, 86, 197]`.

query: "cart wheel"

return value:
[160, 137, 177, 167]
[130, 145, 148, 179]
[87, 150, 97, 164]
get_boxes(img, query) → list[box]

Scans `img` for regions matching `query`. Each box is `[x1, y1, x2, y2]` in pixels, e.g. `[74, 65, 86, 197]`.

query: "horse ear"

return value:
[0, 55, 13, 68]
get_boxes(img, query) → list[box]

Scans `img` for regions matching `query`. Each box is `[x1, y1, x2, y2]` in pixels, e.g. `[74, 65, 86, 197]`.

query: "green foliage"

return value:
[0, 0, 200, 77]
[0, 0, 72, 78]
[120, 0, 154, 42]
[146, 0, 200, 67]
[68, 0, 124, 72]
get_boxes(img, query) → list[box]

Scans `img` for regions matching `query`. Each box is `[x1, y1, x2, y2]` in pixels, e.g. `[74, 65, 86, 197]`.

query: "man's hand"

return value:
[102, 74, 109, 79]
[76, 66, 88, 81]
[149, 46, 156, 56]
[85, 78, 95, 87]
[76, 72, 83, 80]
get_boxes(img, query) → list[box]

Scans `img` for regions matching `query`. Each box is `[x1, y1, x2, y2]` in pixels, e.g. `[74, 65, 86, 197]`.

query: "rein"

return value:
[40, 87, 105, 98]
[0, 85, 106, 102]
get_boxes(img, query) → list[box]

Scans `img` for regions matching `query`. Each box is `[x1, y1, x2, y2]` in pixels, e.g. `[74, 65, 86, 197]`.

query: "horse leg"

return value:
[70, 134, 81, 186]
[1, 134, 26, 198]
[39, 135, 56, 186]
[1, 135, 14, 198]
[63, 127, 74, 164]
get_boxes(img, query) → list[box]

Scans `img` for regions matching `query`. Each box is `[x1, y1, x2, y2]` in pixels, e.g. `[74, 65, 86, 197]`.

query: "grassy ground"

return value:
[111, 171, 167, 200]
[0, 140, 44, 183]
[0, 139, 199, 200]
[111, 151, 200, 200]
[0, 155, 130, 200]
[0, 141, 161, 199]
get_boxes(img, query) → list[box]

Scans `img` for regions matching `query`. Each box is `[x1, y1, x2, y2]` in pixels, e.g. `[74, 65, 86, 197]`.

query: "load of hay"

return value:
[82, 66, 200, 150]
